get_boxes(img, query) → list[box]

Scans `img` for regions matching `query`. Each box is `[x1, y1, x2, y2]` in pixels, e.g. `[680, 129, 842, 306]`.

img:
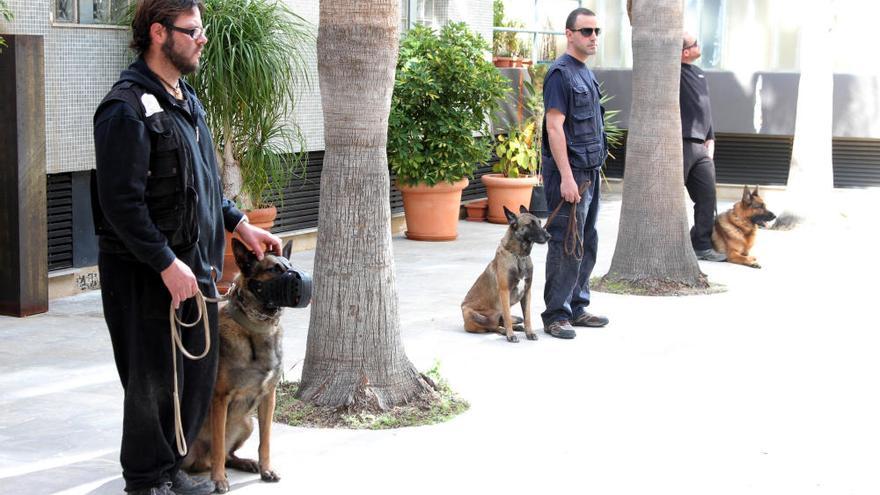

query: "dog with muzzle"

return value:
[182, 239, 310, 493]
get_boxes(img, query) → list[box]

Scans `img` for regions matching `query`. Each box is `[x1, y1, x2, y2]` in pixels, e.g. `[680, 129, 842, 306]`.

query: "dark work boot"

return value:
[171, 470, 215, 495]
[544, 320, 577, 339]
[572, 312, 609, 327]
[695, 248, 727, 262]
[127, 482, 174, 495]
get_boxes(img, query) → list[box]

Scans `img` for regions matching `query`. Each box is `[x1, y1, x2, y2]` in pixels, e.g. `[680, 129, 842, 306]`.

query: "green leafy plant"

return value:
[600, 85, 624, 159]
[494, 121, 538, 177]
[187, 0, 313, 209]
[388, 22, 509, 187]
[0, 0, 13, 49]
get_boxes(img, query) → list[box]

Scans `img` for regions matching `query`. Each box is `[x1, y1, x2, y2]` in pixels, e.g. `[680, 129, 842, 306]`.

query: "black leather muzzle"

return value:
[247, 258, 312, 310]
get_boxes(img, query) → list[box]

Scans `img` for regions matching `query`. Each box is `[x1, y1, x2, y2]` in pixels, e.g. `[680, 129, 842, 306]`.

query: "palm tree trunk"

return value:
[296, 0, 432, 409]
[605, 0, 705, 288]
[773, 4, 834, 229]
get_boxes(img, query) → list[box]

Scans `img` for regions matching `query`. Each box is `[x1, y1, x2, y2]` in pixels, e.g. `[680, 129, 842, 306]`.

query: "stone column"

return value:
[0, 35, 48, 317]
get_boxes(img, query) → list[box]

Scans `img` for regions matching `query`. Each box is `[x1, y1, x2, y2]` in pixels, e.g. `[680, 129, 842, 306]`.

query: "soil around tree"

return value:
[274, 364, 470, 429]
[591, 274, 726, 296]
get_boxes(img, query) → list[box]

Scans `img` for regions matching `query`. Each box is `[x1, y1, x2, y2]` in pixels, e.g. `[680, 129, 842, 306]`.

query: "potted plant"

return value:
[185, 0, 312, 288]
[389, 22, 508, 240]
[483, 121, 540, 223]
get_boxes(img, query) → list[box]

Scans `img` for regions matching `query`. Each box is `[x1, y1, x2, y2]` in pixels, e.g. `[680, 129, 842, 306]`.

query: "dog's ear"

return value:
[752, 185, 760, 197]
[282, 240, 292, 260]
[519, 205, 529, 215]
[503, 206, 517, 225]
[232, 238, 259, 277]
[741, 185, 752, 203]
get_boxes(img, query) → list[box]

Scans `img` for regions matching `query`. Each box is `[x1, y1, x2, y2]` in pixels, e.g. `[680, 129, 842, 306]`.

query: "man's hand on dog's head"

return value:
[235, 221, 282, 260]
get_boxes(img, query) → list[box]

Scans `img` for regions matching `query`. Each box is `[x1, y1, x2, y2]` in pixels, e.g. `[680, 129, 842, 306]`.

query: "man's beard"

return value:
[162, 35, 199, 75]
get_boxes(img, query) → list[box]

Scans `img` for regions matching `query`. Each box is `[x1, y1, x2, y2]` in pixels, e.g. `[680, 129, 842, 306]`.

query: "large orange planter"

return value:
[217, 206, 277, 293]
[481, 173, 538, 224]
[398, 178, 469, 241]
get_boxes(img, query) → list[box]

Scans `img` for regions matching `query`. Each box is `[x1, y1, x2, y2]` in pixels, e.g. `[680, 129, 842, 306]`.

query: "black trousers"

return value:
[683, 140, 718, 251]
[99, 250, 218, 492]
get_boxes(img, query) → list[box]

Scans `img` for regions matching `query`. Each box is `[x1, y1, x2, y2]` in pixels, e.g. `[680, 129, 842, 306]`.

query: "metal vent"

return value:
[271, 151, 497, 233]
[713, 134, 792, 186]
[269, 152, 323, 233]
[47, 173, 74, 271]
[604, 132, 880, 189]
[604, 132, 793, 185]
[833, 138, 880, 188]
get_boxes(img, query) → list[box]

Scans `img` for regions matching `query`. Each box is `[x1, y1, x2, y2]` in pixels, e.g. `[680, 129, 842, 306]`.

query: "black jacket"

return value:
[93, 58, 243, 286]
[679, 63, 715, 142]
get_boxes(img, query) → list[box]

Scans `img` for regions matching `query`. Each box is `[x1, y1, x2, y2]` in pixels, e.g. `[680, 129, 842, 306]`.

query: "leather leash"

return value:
[543, 180, 591, 261]
[168, 284, 234, 456]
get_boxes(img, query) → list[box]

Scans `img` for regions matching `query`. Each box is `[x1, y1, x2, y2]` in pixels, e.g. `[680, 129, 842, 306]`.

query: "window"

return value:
[400, 0, 448, 31]
[54, 0, 131, 25]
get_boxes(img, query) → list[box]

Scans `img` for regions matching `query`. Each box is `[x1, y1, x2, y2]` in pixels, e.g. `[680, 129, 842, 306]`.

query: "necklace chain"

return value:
[156, 73, 182, 99]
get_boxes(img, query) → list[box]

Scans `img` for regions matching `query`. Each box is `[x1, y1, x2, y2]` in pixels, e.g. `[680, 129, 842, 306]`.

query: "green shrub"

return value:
[388, 23, 509, 187]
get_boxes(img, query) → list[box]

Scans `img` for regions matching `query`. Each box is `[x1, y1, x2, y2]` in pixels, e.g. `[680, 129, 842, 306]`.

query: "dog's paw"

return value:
[526, 332, 538, 341]
[227, 457, 259, 473]
[506, 334, 519, 343]
[749, 262, 762, 269]
[213, 478, 230, 494]
[260, 469, 281, 483]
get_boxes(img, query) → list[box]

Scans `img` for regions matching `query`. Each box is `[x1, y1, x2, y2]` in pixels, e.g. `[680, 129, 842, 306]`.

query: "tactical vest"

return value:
[541, 57, 607, 170]
[91, 82, 199, 251]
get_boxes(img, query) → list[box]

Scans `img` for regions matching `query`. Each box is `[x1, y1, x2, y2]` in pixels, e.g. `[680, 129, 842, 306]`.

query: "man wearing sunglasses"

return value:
[540, 7, 610, 340]
[680, 32, 726, 262]
[92, 1, 280, 493]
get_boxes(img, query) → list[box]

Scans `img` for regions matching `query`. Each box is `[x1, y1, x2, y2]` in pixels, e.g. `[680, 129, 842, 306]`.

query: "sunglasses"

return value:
[570, 27, 601, 37]
[683, 40, 699, 50]
[163, 23, 208, 40]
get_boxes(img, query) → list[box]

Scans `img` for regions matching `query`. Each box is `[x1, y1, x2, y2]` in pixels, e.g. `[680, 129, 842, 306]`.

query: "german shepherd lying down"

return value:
[712, 185, 776, 268]
[461, 206, 551, 343]
[182, 239, 290, 493]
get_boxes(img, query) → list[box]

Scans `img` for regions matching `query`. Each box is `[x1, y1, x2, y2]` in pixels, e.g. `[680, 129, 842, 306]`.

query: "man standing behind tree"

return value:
[92, 1, 280, 493]
[680, 32, 725, 262]
[540, 7, 609, 339]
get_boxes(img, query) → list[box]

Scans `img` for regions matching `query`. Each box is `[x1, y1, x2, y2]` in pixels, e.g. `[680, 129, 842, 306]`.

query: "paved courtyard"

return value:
[2, 189, 879, 494]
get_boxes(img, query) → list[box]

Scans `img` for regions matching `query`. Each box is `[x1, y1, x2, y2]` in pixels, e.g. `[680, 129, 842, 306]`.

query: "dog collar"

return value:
[225, 299, 278, 335]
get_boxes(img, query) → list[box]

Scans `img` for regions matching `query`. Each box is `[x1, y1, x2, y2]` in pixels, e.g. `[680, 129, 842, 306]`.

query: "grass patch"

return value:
[275, 360, 469, 429]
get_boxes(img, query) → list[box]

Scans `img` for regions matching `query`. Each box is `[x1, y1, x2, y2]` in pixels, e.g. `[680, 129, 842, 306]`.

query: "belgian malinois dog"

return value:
[182, 239, 292, 493]
[712, 185, 776, 268]
[461, 205, 551, 343]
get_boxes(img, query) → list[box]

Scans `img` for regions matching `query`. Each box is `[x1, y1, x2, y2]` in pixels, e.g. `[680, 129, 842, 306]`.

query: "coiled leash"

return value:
[543, 180, 592, 261]
[168, 285, 233, 456]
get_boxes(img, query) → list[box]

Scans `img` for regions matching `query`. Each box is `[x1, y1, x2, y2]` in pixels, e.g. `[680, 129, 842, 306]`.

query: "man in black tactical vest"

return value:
[540, 8, 610, 339]
[92, 1, 281, 493]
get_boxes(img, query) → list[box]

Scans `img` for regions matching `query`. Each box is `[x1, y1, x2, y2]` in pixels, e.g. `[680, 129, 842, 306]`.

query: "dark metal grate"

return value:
[270, 150, 497, 233]
[604, 132, 880, 189]
[833, 138, 880, 188]
[604, 132, 793, 186]
[47, 173, 74, 271]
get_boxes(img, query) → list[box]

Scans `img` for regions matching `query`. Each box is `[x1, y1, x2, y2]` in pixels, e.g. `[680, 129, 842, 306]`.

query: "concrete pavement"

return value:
[2, 190, 880, 495]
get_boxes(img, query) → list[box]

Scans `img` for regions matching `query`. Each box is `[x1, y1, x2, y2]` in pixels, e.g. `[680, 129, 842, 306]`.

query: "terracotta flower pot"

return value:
[481, 173, 538, 224]
[217, 206, 277, 293]
[464, 198, 488, 222]
[493, 56, 514, 68]
[398, 178, 469, 241]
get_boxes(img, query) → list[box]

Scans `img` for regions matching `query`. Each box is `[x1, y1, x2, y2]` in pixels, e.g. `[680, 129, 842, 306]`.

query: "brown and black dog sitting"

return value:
[461, 205, 551, 343]
[182, 239, 293, 493]
[712, 185, 776, 268]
